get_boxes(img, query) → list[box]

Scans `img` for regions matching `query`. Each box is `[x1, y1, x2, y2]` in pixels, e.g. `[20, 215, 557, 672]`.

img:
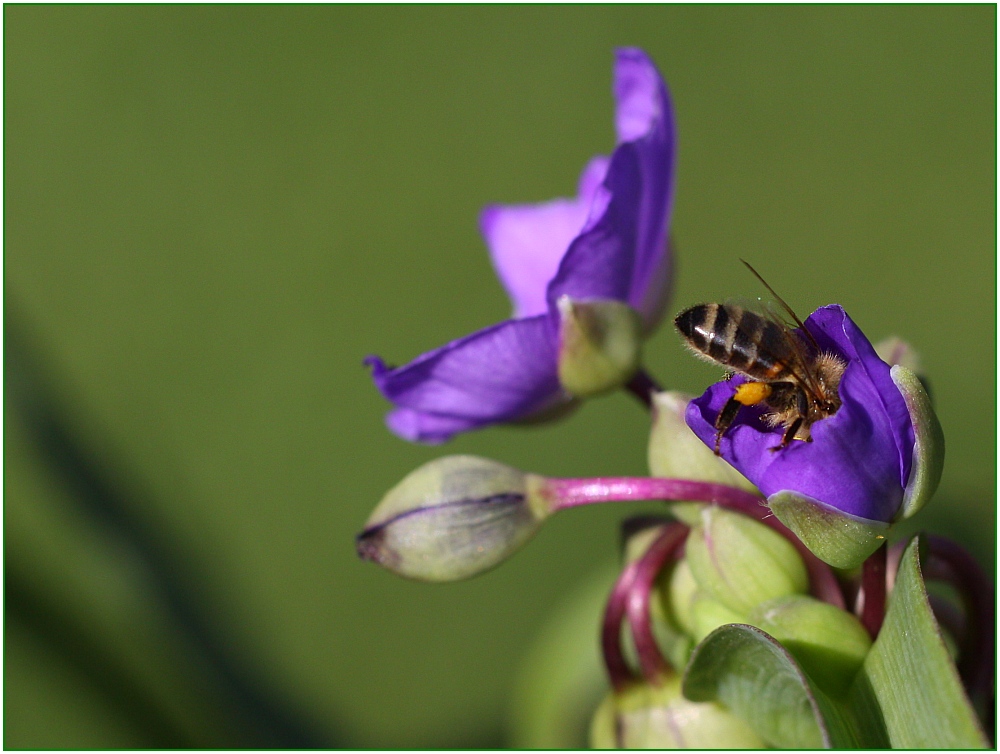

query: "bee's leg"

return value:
[713, 396, 742, 455]
[767, 382, 808, 452]
[777, 417, 804, 450]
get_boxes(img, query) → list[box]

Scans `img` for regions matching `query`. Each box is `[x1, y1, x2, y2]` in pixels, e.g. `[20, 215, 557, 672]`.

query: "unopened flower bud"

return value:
[557, 296, 642, 397]
[685, 506, 808, 615]
[590, 677, 765, 749]
[689, 593, 748, 644]
[663, 558, 699, 637]
[356, 455, 549, 581]
[748, 595, 871, 696]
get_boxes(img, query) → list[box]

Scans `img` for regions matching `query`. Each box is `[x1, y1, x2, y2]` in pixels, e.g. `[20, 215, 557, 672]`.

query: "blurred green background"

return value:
[4, 5, 995, 749]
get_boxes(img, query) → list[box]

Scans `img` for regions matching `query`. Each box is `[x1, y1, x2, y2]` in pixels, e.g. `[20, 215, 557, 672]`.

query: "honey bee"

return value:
[674, 261, 846, 455]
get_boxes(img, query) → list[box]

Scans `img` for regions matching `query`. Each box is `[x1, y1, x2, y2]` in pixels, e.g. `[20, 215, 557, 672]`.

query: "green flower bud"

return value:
[356, 455, 549, 581]
[647, 391, 758, 493]
[685, 506, 808, 615]
[590, 677, 765, 749]
[748, 595, 872, 697]
[653, 559, 696, 671]
[663, 558, 699, 638]
[557, 296, 642, 397]
[689, 593, 748, 644]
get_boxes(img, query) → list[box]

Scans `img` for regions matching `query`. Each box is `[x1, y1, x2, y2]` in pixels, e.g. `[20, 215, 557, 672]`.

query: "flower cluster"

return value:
[356, 48, 991, 750]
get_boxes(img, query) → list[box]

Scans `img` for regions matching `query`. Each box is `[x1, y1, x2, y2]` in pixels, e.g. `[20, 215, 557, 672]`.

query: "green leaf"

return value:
[682, 623, 858, 748]
[848, 535, 988, 748]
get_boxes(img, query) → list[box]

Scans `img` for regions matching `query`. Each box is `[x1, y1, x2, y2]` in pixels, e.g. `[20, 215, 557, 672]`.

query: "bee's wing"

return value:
[755, 303, 827, 400]
[738, 260, 833, 399]
[740, 260, 822, 354]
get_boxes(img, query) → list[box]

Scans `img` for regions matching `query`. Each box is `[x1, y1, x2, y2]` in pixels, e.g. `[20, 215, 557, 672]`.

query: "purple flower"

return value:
[367, 48, 676, 443]
[685, 305, 916, 523]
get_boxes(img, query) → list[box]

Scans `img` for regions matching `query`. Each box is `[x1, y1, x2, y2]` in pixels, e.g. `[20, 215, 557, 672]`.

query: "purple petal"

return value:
[366, 314, 565, 443]
[804, 305, 914, 488]
[686, 306, 915, 522]
[383, 408, 484, 445]
[686, 376, 777, 483]
[546, 48, 677, 330]
[614, 46, 666, 144]
[481, 157, 610, 318]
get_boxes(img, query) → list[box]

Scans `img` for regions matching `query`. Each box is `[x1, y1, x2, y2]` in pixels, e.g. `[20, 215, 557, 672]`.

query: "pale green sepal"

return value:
[849, 535, 989, 748]
[890, 364, 945, 520]
[647, 391, 758, 492]
[748, 595, 871, 697]
[768, 490, 889, 569]
[590, 677, 766, 749]
[357, 455, 545, 581]
[685, 506, 808, 615]
[364, 456, 532, 524]
[556, 296, 642, 397]
[683, 623, 860, 748]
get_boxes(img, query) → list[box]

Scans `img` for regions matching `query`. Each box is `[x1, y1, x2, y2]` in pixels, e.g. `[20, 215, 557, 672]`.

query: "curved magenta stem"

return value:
[546, 476, 766, 513]
[626, 523, 689, 684]
[546, 476, 845, 609]
[601, 556, 642, 691]
[600, 522, 688, 691]
[857, 543, 887, 638]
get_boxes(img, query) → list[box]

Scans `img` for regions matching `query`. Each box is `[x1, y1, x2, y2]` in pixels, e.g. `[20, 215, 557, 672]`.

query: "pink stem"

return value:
[857, 543, 887, 638]
[546, 476, 845, 609]
[625, 523, 689, 684]
[546, 476, 767, 513]
[601, 557, 642, 692]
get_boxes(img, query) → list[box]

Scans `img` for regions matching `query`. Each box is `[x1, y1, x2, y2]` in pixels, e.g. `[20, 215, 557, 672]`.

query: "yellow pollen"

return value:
[734, 382, 772, 406]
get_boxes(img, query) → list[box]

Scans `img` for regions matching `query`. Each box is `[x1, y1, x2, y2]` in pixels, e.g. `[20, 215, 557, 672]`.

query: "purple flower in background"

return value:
[367, 48, 677, 443]
[685, 305, 917, 523]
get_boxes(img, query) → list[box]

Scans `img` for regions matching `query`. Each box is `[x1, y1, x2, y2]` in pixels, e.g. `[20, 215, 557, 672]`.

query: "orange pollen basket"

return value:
[734, 381, 772, 406]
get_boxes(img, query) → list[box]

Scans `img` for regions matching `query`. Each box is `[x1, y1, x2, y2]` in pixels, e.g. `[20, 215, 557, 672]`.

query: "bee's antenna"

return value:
[739, 259, 821, 353]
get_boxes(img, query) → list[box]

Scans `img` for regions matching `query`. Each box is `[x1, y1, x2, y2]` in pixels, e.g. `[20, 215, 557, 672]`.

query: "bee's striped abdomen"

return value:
[674, 304, 796, 380]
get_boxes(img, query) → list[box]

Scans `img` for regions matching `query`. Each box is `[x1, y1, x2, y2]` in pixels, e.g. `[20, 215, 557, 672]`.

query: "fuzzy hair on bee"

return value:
[673, 262, 847, 455]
